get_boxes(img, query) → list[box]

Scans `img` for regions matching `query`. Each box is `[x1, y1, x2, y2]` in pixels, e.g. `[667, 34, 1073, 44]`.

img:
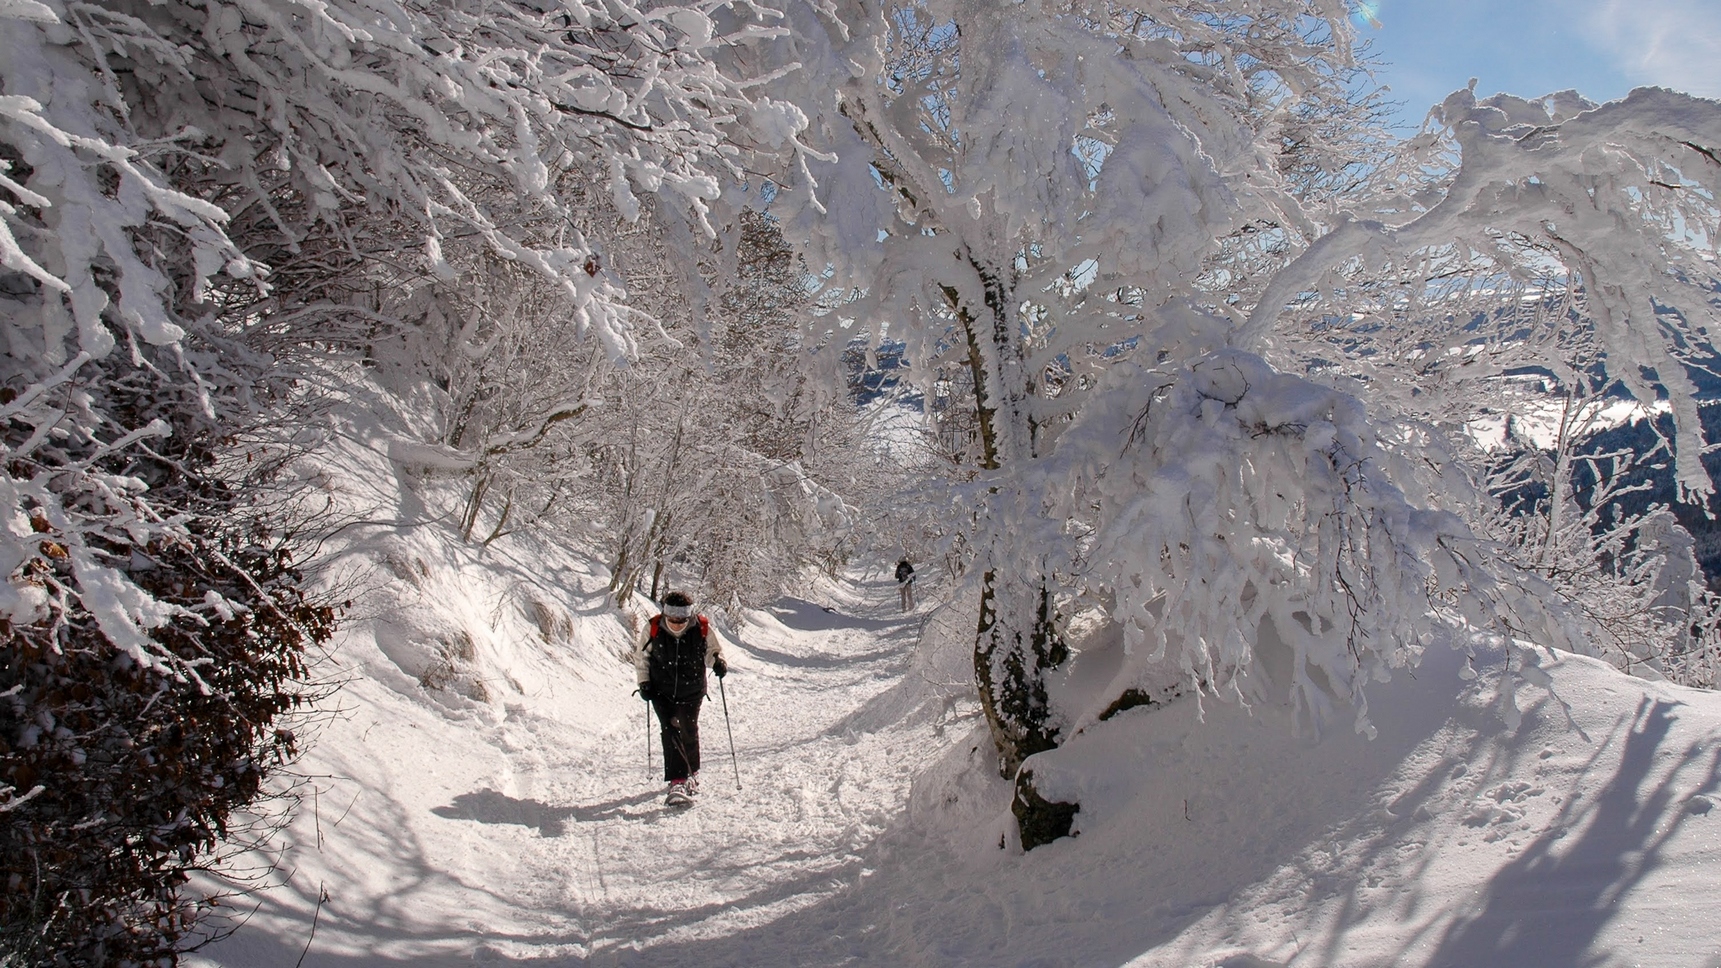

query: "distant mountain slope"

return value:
[1574, 402, 1721, 583]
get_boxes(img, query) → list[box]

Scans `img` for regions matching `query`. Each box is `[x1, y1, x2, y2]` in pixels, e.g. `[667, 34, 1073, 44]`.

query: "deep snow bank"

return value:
[883, 639, 1721, 968]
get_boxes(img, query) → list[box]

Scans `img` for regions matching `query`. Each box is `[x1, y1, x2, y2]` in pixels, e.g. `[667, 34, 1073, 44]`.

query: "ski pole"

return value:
[642, 689, 653, 779]
[718, 675, 740, 790]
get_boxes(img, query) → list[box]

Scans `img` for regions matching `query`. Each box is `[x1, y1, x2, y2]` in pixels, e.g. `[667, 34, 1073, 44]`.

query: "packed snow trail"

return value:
[188, 567, 969, 967]
[485, 578, 947, 963]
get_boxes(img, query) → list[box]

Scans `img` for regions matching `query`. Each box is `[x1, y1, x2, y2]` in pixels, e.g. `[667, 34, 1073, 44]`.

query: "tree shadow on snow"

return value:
[432, 788, 662, 837]
[190, 769, 562, 968]
[1420, 697, 1721, 968]
[1264, 687, 1721, 968]
[735, 638, 909, 671]
[219, 642, 1721, 968]
[762, 596, 906, 634]
[196, 845, 884, 968]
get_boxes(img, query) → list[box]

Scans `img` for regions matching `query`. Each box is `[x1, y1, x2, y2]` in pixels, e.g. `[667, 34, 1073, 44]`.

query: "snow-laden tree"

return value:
[1254, 86, 1721, 500]
[1266, 249, 1721, 685]
[1252, 87, 1721, 684]
[749, 2, 1721, 845]
[382, 165, 864, 613]
[751, 0, 1401, 780]
[577, 208, 860, 614]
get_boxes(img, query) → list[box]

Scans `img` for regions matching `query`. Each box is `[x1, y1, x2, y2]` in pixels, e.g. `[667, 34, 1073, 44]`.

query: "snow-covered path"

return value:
[189, 568, 960, 967]
[489, 580, 942, 963]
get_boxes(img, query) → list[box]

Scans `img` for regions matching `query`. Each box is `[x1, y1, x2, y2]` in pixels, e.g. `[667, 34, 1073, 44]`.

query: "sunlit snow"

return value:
[187, 387, 1721, 968]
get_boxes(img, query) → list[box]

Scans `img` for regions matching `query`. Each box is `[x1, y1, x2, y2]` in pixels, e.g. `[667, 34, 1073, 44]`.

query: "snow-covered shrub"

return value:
[526, 594, 576, 645]
[0, 348, 336, 962]
[1049, 350, 1579, 738]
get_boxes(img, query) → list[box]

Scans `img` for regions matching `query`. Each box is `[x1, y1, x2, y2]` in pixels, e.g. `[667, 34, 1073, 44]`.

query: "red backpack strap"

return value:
[648, 616, 660, 639]
[698, 615, 709, 638]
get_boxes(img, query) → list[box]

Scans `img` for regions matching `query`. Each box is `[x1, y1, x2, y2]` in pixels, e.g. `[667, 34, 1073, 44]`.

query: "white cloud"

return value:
[1585, 0, 1721, 99]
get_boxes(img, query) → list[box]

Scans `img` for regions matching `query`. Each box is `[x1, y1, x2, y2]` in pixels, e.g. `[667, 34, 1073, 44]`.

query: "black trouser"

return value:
[651, 694, 703, 782]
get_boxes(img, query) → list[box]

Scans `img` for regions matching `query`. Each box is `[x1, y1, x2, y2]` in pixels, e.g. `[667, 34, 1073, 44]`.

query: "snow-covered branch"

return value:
[1049, 350, 1576, 737]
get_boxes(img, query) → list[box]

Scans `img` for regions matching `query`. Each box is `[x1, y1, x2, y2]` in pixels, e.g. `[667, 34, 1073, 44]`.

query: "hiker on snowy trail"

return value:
[895, 558, 915, 612]
[633, 591, 729, 806]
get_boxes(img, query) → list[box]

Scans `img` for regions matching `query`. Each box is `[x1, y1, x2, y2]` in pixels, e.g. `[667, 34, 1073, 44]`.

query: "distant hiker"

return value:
[895, 558, 915, 612]
[633, 591, 729, 807]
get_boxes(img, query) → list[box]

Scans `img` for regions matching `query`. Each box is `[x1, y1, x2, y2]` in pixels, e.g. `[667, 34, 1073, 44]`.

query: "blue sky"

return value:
[1355, 0, 1721, 129]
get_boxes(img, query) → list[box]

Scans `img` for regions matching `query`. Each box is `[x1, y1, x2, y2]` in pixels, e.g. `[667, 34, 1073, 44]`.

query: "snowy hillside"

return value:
[183, 388, 1721, 967]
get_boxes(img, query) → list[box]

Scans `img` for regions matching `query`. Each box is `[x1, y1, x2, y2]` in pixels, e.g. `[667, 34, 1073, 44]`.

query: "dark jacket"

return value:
[632, 615, 726, 701]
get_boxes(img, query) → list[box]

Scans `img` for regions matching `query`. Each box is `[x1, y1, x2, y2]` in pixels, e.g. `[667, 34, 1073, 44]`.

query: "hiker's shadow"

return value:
[432, 788, 660, 837]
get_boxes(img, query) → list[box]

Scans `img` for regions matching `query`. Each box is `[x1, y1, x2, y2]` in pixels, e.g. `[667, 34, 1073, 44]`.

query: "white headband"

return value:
[661, 603, 693, 620]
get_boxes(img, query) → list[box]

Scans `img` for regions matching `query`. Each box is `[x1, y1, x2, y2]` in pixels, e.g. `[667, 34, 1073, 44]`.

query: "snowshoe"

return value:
[665, 781, 693, 807]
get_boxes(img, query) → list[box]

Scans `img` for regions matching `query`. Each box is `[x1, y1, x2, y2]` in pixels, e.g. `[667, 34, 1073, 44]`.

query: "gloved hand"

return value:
[712, 657, 728, 678]
[638, 681, 656, 702]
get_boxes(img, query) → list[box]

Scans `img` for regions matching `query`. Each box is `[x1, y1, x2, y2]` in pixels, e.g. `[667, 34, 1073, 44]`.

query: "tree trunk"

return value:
[460, 470, 490, 542]
[609, 541, 634, 606]
[945, 253, 1071, 780]
[479, 487, 514, 548]
[974, 574, 1068, 778]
